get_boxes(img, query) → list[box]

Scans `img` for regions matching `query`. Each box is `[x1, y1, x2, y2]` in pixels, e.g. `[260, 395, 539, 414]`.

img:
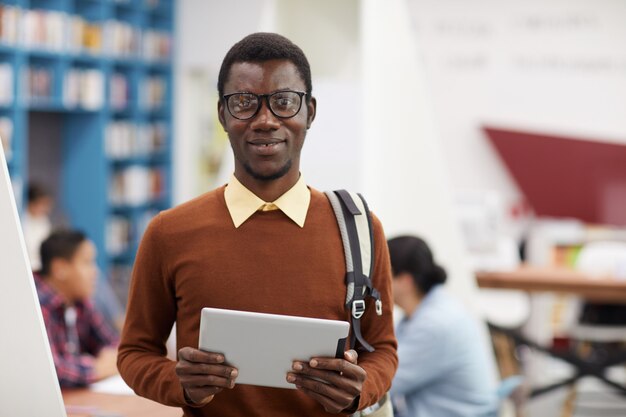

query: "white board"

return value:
[0, 146, 67, 416]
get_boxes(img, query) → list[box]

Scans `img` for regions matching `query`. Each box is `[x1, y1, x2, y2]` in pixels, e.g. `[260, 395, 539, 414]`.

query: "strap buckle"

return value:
[352, 300, 366, 319]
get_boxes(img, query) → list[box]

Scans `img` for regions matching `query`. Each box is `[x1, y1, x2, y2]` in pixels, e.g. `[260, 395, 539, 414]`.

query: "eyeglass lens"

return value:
[227, 91, 303, 120]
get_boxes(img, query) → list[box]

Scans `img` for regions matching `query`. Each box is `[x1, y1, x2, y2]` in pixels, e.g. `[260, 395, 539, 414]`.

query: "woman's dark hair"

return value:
[387, 235, 447, 295]
[217, 32, 312, 102]
[39, 229, 88, 276]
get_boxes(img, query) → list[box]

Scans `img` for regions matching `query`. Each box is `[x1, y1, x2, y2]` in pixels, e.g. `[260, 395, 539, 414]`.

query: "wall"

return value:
[174, 0, 271, 203]
[175, 0, 478, 306]
[174, 0, 363, 201]
[407, 0, 626, 213]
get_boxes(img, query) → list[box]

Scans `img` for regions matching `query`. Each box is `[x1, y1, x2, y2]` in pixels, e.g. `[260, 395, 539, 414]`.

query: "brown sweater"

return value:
[118, 186, 398, 417]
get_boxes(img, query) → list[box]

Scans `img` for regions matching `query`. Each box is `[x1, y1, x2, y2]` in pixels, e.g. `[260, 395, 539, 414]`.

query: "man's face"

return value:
[218, 59, 316, 182]
[29, 196, 53, 217]
[65, 240, 98, 301]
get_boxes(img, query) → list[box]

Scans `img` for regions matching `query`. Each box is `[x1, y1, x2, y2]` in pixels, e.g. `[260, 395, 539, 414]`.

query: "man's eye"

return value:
[273, 96, 293, 108]
[235, 97, 253, 108]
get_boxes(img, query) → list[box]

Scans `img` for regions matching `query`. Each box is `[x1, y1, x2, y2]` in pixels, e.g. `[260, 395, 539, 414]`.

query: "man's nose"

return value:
[250, 100, 280, 130]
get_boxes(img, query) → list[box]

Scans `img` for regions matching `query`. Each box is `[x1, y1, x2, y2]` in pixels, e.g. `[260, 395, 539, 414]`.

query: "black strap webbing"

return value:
[335, 191, 375, 352]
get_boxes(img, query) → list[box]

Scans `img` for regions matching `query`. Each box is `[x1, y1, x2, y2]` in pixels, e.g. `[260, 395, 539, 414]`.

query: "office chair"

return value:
[560, 241, 626, 417]
[479, 289, 530, 417]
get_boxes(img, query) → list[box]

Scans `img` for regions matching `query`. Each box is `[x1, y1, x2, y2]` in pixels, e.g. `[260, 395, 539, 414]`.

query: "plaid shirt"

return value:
[34, 274, 119, 388]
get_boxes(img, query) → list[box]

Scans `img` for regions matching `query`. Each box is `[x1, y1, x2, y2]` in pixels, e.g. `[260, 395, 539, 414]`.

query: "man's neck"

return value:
[235, 170, 300, 202]
[43, 275, 75, 306]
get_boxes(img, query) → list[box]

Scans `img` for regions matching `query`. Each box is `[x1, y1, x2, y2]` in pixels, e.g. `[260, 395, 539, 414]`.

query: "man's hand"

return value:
[94, 346, 119, 381]
[286, 349, 366, 414]
[175, 347, 238, 406]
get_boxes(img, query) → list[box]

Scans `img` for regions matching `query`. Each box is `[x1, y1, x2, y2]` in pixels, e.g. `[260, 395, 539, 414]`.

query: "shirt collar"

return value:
[224, 174, 311, 228]
[34, 274, 67, 311]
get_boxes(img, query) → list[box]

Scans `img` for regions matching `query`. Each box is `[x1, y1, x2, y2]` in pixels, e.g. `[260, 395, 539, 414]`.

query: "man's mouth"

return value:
[248, 139, 286, 155]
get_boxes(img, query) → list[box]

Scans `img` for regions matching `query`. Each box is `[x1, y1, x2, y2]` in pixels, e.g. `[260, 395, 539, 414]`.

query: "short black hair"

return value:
[218, 32, 312, 101]
[387, 236, 447, 295]
[28, 182, 50, 204]
[39, 229, 88, 276]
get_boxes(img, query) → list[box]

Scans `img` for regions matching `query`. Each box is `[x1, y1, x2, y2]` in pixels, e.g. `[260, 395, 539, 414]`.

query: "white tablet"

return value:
[198, 308, 350, 389]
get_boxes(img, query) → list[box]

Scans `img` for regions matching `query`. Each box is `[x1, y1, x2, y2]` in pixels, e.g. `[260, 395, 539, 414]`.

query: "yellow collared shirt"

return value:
[224, 175, 311, 228]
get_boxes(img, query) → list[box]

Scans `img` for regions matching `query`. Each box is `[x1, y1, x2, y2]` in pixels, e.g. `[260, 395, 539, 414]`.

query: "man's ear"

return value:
[306, 96, 317, 129]
[50, 258, 70, 280]
[217, 100, 227, 131]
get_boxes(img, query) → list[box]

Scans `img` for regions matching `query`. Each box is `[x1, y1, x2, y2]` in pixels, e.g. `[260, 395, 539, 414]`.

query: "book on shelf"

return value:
[143, 30, 171, 61]
[63, 68, 104, 109]
[26, 66, 54, 103]
[110, 73, 130, 110]
[104, 20, 141, 58]
[142, 76, 166, 110]
[0, 5, 20, 45]
[109, 166, 165, 206]
[0, 63, 13, 105]
[0, 116, 13, 161]
[106, 121, 167, 159]
[106, 215, 132, 256]
[109, 264, 133, 306]
[0, 6, 172, 60]
[22, 9, 66, 51]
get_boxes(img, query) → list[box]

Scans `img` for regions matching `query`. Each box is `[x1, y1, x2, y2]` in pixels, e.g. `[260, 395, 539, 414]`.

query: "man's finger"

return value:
[344, 349, 358, 364]
[177, 363, 238, 378]
[180, 373, 235, 389]
[178, 347, 225, 364]
[306, 358, 363, 379]
[291, 361, 365, 388]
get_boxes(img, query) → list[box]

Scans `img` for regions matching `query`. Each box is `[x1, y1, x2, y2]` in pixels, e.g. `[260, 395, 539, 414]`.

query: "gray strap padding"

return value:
[326, 191, 355, 304]
[327, 190, 381, 352]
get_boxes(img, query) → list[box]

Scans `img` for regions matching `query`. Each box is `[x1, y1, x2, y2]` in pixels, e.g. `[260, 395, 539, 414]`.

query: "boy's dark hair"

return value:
[218, 32, 312, 102]
[28, 182, 50, 204]
[39, 230, 88, 276]
[387, 235, 448, 295]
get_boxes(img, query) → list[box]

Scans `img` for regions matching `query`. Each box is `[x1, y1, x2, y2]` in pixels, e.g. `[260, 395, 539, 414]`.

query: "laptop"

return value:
[0, 145, 67, 416]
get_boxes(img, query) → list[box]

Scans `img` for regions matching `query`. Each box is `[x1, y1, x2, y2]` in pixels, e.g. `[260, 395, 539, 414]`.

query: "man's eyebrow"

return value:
[227, 88, 298, 95]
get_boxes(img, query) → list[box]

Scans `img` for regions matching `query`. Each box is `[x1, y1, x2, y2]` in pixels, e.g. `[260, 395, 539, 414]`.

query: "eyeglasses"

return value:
[222, 90, 307, 120]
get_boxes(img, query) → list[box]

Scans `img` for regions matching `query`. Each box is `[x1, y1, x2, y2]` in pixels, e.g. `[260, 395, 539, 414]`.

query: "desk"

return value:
[63, 389, 181, 417]
[476, 266, 626, 303]
[476, 266, 626, 398]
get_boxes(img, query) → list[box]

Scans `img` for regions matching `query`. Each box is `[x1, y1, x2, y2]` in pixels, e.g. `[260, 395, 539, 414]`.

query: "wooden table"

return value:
[476, 266, 626, 303]
[63, 389, 181, 417]
[476, 265, 626, 398]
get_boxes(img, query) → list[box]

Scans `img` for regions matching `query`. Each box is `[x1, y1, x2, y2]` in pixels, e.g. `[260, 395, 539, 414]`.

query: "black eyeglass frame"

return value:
[222, 90, 308, 121]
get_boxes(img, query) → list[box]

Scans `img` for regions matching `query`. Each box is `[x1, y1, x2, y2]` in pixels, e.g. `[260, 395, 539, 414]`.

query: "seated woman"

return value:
[388, 235, 498, 417]
[35, 229, 119, 388]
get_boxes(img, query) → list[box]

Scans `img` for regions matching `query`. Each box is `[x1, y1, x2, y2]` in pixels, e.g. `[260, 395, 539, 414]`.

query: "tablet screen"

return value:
[198, 308, 350, 389]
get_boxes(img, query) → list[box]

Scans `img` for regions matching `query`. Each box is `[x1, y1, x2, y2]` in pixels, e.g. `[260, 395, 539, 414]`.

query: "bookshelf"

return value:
[0, 0, 174, 294]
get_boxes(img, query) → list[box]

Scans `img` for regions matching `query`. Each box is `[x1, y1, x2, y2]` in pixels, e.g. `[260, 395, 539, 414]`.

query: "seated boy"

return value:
[35, 229, 119, 388]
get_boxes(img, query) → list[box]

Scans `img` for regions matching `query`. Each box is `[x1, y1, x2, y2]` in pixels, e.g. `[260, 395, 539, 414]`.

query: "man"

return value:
[118, 32, 397, 416]
[35, 230, 119, 387]
[23, 182, 53, 270]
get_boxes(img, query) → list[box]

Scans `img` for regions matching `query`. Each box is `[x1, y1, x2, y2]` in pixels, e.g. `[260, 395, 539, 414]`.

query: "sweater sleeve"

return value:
[354, 213, 399, 410]
[117, 214, 188, 406]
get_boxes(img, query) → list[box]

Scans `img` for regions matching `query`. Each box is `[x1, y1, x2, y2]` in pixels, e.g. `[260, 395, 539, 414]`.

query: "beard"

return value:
[243, 159, 293, 181]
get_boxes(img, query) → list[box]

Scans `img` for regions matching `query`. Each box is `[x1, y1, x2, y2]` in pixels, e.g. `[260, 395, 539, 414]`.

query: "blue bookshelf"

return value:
[0, 0, 174, 289]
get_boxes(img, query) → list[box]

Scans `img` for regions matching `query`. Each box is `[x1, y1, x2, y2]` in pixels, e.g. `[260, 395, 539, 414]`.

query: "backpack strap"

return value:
[325, 190, 382, 352]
